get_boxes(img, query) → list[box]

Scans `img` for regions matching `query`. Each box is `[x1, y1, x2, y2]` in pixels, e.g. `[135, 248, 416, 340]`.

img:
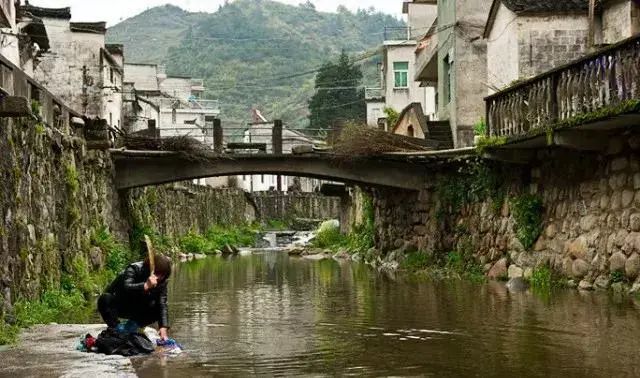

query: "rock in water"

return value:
[506, 277, 529, 292]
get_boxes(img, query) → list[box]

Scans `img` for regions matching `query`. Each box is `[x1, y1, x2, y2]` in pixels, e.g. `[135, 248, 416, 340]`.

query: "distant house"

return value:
[392, 102, 454, 149]
[123, 63, 220, 146]
[26, 5, 123, 129]
[414, 0, 492, 148]
[238, 111, 324, 193]
[484, 0, 640, 93]
[365, 0, 437, 130]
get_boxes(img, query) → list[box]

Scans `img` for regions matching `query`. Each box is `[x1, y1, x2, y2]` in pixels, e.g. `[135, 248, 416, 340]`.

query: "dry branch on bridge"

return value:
[331, 123, 434, 158]
[117, 135, 221, 160]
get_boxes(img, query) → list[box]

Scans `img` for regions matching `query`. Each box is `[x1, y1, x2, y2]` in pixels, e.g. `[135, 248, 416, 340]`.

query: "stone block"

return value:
[622, 190, 635, 208]
[578, 280, 594, 290]
[508, 264, 524, 279]
[610, 252, 627, 272]
[488, 258, 508, 280]
[579, 215, 598, 232]
[610, 191, 622, 210]
[625, 253, 640, 279]
[565, 237, 588, 260]
[634, 173, 640, 189]
[631, 214, 640, 232]
[545, 223, 558, 238]
[570, 258, 589, 278]
[594, 275, 610, 289]
[611, 157, 629, 171]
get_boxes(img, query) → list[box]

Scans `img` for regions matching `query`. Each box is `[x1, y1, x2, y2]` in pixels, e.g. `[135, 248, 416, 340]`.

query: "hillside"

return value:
[107, 1, 404, 128]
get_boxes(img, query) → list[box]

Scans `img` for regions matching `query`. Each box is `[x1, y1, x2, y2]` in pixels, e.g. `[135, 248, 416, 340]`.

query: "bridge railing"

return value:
[485, 33, 640, 139]
[125, 119, 335, 155]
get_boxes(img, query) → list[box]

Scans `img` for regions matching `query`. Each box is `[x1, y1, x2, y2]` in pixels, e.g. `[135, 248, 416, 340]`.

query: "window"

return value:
[172, 109, 177, 124]
[444, 54, 453, 104]
[110, 68, 114, 84]
[407, 125, 415, 138]
[393, 62, 409, 88]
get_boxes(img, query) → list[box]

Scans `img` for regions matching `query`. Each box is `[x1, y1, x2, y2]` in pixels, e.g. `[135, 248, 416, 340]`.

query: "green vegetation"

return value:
[264, 219, 290, 231]
[435, 158, 509, 218]
[179, 224, 259, 254]
[400, 249, 485, 282]
[384, 107, 399, 128]
[309, 51, 366, 130]
[610, 270, 626, 284]
[107, 1, 403, 129]
[529, 266, 552, 291]
[474, 135, 507, 154]
[311, 194, 375, 252]
[473, 118, 487, 136]
[510, 194, 543, 250]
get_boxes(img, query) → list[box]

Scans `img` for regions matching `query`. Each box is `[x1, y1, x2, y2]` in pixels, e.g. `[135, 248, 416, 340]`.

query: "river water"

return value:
[134, 251, 640, 377]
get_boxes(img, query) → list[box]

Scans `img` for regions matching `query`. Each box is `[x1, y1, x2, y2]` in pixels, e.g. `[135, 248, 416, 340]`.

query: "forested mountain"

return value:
[107, 0, 403, 128]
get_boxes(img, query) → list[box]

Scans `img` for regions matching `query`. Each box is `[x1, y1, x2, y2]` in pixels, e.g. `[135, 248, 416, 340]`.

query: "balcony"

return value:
[485, 34, 640, 142]
[158, 98, 220, 114]
[415, 31, 438, 83]
[384, 26, 411, 42]
[365, 87, 385, 101]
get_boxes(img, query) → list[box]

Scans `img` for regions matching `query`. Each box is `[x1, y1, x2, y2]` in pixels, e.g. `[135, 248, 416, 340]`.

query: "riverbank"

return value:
[0, 324, 135, 377]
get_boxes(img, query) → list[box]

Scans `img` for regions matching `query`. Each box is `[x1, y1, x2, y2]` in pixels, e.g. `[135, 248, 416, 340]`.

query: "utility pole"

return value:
[588, 0, 596, 50]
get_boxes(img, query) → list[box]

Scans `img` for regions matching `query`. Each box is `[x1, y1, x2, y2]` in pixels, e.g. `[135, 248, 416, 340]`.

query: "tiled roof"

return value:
[484, 0, 601, 38]
[500, 0, 598, 13]
[70, 22, 107, 34]
[21, 5, 71, 19]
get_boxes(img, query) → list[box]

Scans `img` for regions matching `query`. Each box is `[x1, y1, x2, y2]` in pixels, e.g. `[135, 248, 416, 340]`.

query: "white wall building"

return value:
[26, 5, 123, 128]
[365, 0, 437, 130]
[238, 121, 324, 193]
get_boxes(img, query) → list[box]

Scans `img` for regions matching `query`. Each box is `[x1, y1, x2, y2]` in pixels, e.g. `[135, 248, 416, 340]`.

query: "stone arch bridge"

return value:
[110, 150, 427, 191]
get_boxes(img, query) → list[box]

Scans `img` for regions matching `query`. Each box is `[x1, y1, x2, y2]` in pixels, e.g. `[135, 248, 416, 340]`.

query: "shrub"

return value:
[511, 194, 543, 250]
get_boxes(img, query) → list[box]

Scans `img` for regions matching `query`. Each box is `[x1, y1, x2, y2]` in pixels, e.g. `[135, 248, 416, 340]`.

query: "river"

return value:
[133, 249, 640, 377]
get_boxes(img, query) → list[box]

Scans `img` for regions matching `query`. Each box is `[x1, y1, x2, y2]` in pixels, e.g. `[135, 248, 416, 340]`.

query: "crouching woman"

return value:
[98, 254, 172, 341]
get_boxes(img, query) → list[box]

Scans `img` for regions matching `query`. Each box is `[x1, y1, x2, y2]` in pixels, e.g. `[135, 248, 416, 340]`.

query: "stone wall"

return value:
[371, 133, 640, 290]
[125, 183, 256, 241]
[0, 115, 126, 315]
[249, 191, 340, 222]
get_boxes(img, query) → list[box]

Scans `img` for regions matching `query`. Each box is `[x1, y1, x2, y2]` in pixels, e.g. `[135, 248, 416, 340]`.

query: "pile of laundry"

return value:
[76, 320, 183, 357]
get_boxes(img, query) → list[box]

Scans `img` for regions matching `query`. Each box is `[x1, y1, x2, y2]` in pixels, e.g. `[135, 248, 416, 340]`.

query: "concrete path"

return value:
[0, 324, 136, 377]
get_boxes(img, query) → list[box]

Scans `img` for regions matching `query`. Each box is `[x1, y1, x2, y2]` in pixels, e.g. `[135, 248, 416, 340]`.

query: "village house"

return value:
[238, 109, 324, 193]
[22, 5, 123, 131]
[484, 0, 640, 93]
[414, 0, 492, 148]
[365, 0, 437, 130]
[0, 1, 50, 76]
[122, 62, 220, 147]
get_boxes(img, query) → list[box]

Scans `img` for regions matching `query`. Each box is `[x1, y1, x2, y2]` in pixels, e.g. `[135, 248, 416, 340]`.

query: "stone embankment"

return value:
[370, 134, 640, 293]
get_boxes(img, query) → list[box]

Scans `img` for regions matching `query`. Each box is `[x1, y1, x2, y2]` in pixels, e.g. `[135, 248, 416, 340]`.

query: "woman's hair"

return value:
[143, 254, 172, 279]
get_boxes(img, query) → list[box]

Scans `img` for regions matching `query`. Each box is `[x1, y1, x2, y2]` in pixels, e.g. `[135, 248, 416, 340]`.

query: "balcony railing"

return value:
[384, 26, 411, 41]
[485, 34, 640, 138]
[158, 98, 220, 112]
[365, 87, 384, 101]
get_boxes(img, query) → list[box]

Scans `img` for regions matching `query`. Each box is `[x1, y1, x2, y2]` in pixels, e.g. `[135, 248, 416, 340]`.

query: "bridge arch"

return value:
[111, 150, 427, 191]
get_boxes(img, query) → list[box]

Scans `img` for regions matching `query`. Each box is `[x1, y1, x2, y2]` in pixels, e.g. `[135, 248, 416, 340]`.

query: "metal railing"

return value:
[365, 87, 384, 100]
[384, 26, 411, 41]
[485, 34, 640, 138]
[157, 98, 220, 112]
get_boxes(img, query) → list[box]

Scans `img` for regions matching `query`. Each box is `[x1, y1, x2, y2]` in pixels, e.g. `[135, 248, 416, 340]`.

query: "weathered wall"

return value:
[517, 17, 588, 79]
[126, 183, 256, 241]
[0, 116, 126, 316]
[250, 192, 340, 222]
[371, 133, 640, 289]
[487, 4, 519, 92]
[34, 18, 106, 118]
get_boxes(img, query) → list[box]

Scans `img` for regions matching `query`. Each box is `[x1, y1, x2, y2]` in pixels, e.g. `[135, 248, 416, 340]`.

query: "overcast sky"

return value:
[28, 0, 403, 26]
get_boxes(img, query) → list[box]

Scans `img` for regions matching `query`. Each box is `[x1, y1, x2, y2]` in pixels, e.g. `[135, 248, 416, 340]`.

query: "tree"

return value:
[308, 50, 366, 131]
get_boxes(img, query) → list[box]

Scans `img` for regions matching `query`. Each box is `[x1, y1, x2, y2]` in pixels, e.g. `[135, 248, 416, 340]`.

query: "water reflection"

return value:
[134, 252, 640, 377]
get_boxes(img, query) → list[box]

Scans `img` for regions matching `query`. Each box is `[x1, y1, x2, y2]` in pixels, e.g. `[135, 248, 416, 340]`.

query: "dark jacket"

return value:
[105, 262, 170, 328]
